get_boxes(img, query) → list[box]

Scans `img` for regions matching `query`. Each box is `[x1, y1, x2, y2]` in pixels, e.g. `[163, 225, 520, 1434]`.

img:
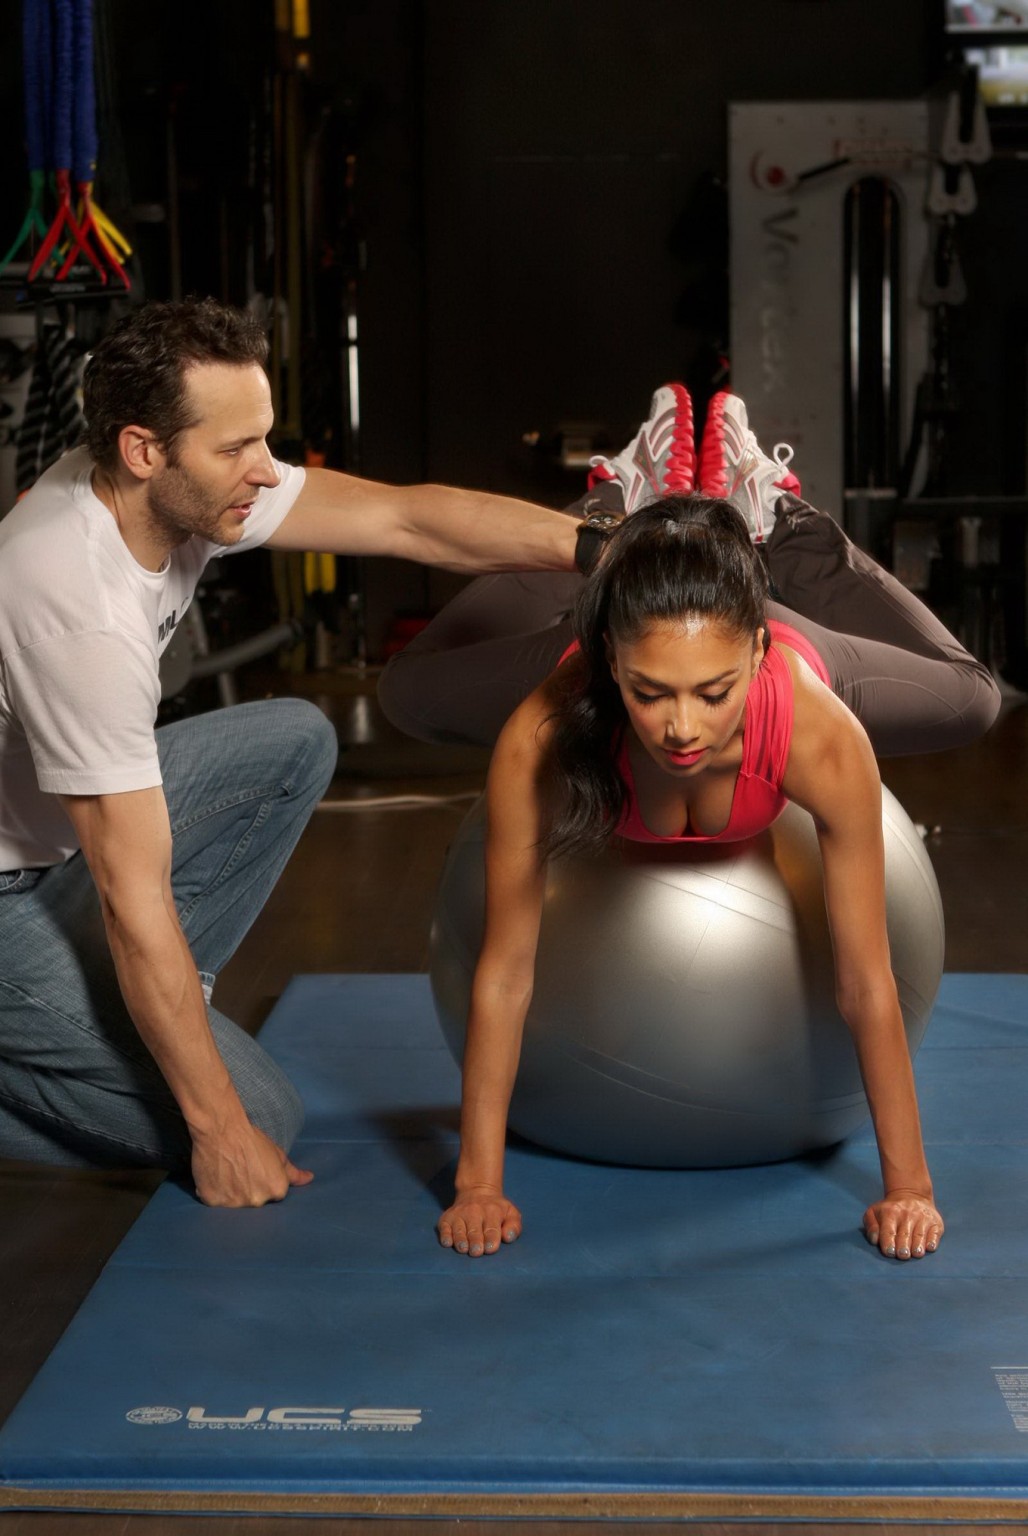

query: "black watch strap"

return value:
[574, 509, 624, 575]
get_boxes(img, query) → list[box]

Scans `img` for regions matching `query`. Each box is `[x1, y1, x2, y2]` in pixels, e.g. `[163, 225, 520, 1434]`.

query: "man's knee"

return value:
[209, 1010, 306, 1153]
[301, 702, 340, 793]
[277, 698, 339, 797]
[241, 1056, 305, 1152]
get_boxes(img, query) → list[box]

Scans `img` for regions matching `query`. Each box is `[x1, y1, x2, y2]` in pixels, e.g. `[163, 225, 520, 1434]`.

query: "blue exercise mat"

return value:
[2, 972, 1028, 1520]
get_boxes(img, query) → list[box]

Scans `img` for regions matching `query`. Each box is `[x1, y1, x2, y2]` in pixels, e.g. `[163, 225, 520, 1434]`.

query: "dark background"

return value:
[1, 0, 1021, 655]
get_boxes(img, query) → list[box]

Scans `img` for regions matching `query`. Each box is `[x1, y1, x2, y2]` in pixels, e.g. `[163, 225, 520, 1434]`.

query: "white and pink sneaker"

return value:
[587, 383, 695, 512]
[698, 391, 801, 544]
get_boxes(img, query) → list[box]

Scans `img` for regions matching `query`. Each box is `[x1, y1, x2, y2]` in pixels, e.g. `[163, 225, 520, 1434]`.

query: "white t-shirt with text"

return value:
[0, 448, 305, 870]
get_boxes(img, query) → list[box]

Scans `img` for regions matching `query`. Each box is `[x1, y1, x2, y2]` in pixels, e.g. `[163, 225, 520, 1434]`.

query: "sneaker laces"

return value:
[770, 442, 801, 495]
[665, 422, 696, 487]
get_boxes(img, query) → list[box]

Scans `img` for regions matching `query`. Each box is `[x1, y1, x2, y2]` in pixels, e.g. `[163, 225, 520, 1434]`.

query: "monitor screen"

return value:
[965, 43, 1028, 100]
[945, 1, 1028, 28]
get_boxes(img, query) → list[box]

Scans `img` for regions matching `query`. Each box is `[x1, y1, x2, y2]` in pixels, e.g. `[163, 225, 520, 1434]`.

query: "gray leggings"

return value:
[378, 495, 1001, 757]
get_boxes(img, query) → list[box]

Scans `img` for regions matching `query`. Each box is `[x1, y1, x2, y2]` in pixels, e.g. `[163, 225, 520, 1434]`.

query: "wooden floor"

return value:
[1, 669, 1026, 1536]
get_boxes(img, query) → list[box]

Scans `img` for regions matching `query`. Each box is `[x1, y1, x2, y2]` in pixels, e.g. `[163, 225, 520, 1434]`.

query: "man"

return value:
[0, 296, 591, 1210]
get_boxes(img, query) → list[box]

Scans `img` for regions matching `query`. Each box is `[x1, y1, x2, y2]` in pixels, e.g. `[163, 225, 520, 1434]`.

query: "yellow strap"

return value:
[90, 205, 133, 259]
[74, 187, 133, 259]
[303, 551, 337, 593]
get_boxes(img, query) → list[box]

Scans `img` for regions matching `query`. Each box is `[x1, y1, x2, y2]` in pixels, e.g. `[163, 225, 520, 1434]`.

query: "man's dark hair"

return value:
[82, 297, 270, 471]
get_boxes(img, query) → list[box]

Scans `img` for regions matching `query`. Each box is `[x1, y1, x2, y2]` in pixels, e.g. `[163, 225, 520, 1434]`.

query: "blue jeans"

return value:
[0, 699, 338, 1171]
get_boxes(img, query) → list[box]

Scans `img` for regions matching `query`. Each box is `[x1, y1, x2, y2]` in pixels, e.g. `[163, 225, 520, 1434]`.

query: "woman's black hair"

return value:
[542, 494, 768, 858]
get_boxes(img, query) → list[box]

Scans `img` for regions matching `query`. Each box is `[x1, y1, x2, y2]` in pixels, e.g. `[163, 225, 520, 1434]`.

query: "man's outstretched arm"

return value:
[264, 467, 579, 573]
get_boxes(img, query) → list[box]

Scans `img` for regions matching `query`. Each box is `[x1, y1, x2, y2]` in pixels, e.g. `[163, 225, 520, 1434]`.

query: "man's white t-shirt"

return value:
[0, 448, 306, 871]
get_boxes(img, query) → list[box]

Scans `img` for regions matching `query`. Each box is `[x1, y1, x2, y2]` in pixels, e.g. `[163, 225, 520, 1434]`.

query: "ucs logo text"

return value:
[126, 1406, 422, 1432]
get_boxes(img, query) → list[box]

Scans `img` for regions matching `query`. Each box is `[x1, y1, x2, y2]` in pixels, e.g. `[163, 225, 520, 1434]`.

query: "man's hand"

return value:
[191, 1119, 314, 1208]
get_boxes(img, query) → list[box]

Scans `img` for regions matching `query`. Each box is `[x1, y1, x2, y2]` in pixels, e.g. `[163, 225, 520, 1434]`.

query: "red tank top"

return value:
[610, 619, 829, 844]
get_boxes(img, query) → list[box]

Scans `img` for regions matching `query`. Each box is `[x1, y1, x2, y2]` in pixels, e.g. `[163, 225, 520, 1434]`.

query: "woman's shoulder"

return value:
[769, 624, 827, 686]
[776, 639, 848, 737]
[493, 671, 564, 768]
[486, 675, 567, 843]
[779, 643, 876, 816]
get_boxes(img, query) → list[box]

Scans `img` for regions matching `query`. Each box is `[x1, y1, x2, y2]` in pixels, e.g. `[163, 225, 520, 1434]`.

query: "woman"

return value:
[380, 390, 1000, 1264]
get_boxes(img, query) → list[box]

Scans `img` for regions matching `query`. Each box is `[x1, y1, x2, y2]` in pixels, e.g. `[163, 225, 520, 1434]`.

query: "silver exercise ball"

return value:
[429, 789, 944, 1168]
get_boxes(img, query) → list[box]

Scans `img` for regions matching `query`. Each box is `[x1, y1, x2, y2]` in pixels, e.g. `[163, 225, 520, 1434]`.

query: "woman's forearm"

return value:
[840, 985, 933, 1197]
[454, 970, 533, 1190]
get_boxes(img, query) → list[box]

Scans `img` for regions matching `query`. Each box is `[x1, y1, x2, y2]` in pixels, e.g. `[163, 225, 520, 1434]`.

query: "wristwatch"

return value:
[574, 507, 624, 575]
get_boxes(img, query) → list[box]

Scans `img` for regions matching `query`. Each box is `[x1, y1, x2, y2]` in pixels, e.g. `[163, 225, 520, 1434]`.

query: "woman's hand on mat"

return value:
[438, 1186, 522, 1256]
[192, 1122, 314, 1208]
[863, 1191, 943, 1260]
